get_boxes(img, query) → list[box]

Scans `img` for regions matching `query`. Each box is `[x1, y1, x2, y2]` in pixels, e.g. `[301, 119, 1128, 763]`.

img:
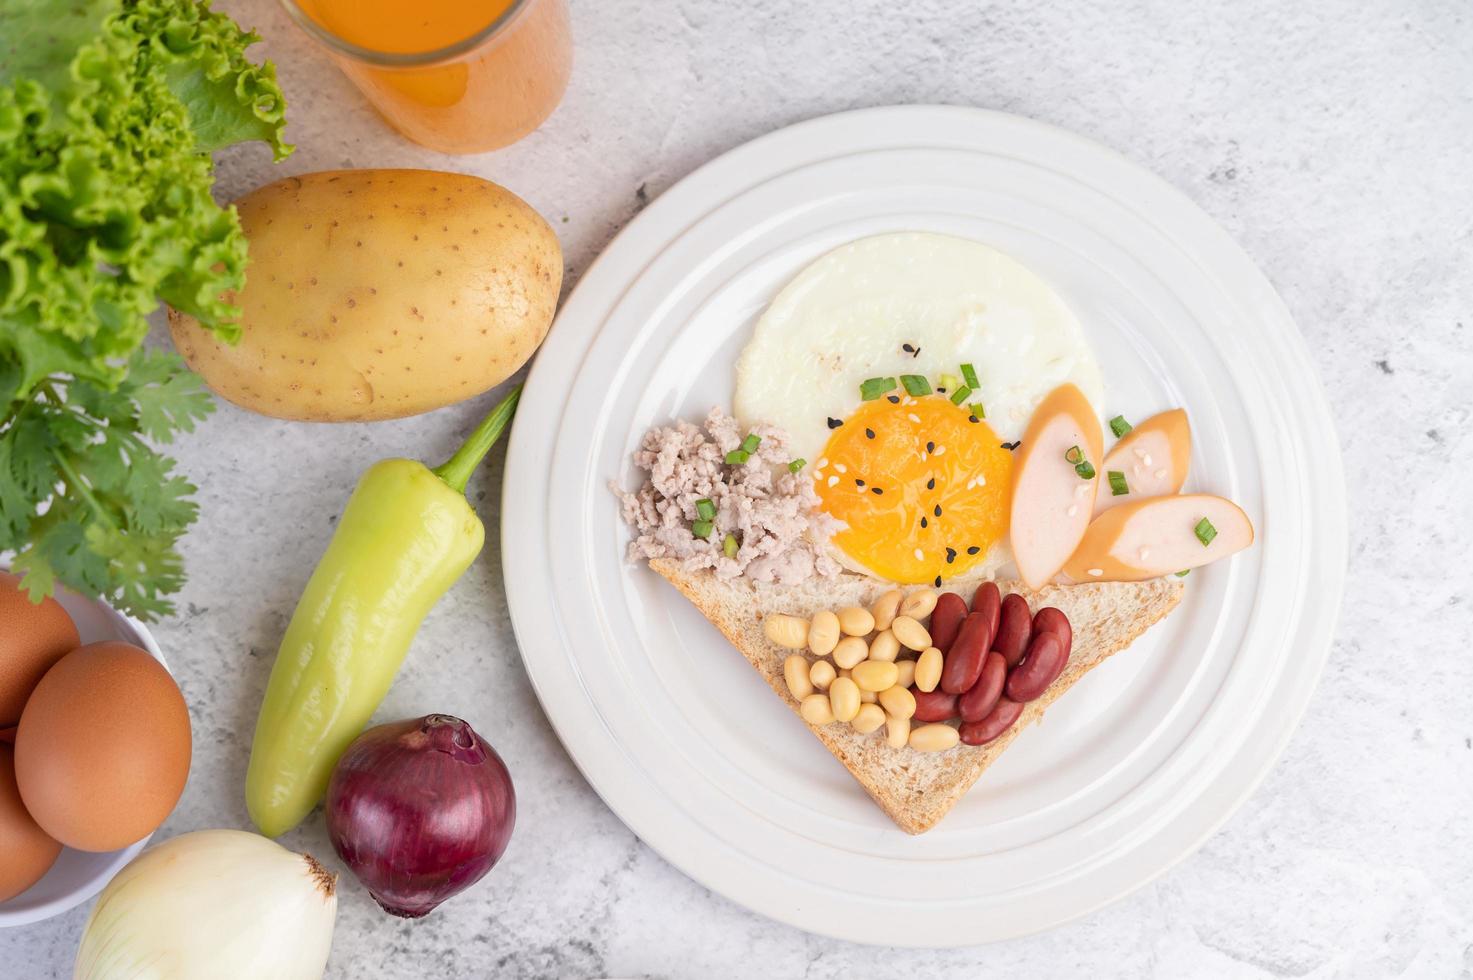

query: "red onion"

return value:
[325, 714, 515, 917]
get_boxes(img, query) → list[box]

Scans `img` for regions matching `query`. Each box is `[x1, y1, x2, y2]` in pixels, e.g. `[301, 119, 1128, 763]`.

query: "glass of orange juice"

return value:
[280, 0, 572, 154]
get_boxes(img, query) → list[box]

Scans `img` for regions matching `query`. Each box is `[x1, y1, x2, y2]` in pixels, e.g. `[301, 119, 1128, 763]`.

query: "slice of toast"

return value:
[649, 558, 1183, 834]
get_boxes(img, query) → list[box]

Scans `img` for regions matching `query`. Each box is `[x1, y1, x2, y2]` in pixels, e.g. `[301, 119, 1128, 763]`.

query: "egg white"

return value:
[736, 233, 1102, 461]
[733, 232, 1104, 580]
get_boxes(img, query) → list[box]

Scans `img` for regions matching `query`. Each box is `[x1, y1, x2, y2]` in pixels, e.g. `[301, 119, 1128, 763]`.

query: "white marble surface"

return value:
[7, 0, 1473, 976]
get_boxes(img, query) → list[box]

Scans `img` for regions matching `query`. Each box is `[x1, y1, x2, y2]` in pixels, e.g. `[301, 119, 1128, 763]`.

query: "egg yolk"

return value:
[814, 396, 1013, 584]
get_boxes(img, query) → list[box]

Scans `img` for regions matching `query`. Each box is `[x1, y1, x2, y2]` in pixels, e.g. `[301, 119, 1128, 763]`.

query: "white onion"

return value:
[74, 829, 337, 980]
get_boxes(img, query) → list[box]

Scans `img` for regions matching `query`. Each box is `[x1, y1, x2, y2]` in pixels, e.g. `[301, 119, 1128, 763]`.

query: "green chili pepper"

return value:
[245, 385, 520, 837]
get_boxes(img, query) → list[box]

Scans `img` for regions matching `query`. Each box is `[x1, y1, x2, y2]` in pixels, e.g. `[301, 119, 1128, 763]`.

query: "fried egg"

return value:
[734, 232, 1102, 584]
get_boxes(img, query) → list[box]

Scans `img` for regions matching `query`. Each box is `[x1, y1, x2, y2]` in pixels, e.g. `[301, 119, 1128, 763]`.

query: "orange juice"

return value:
[286, 0, 572, 154]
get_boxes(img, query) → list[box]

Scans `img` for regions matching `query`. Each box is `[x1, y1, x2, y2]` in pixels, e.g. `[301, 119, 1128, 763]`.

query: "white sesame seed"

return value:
[1066, 504, 1078, 517]
[1133, 447, 1147, 459]
[907, 413, 921, 423]
[914, 548, 924, 561]
[1154, 468, 1167, 479]
[1087, 568, 1103, 577]
[934, 445, 946, 456]
[818, 458, 829, 468]
[1074, 483, 1090, 499]
[1142, 453, 1153, 466]
[976, 475, 986, 487]
[1138, 547, 1151, 560]
[834, 463, 847, 474]
[827, 476, 839, 487]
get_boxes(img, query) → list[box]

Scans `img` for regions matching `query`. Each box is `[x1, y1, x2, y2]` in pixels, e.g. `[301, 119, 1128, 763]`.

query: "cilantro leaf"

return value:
[0, 0, 289, 617]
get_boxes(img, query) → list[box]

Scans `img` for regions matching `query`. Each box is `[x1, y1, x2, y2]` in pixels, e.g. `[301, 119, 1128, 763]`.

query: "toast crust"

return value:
[649, 559, 1183, 833]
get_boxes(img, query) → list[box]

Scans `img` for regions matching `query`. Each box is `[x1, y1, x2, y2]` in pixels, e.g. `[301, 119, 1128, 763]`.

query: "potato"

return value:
[168, 169, 561, 421]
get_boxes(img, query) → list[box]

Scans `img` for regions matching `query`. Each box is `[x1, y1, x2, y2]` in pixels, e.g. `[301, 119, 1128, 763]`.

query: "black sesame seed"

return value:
[902, 343, 915, 353]
[1001, 440, 1020, 451]
[936, 387, 946, 394]
[926, 477, 936, 490]
[913, 347, 922, 359]
[967, 546, 981, 555]
[968, 415, 979, 423]
[827, 417, 843, 429]
[886, 394, 900, 404]
[920, 517, 928, 528]
[871, 487, 883, 495]
[934, 575, 942, 587]
[855, 478, 865, 487]
[926, 441, 935, 453]
[865, 428, 876, 439]
[934, 505, 942, 517]
[946, 548, 957, 564]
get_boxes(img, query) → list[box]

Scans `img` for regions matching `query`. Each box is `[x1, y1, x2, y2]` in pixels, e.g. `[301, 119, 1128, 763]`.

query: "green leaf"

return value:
[123, 351, 215, 442]
[85, 522, 184, 619]
[0, 0, 290, 616]
[0, 436, 38, 545]
[123, 447, 199, 534]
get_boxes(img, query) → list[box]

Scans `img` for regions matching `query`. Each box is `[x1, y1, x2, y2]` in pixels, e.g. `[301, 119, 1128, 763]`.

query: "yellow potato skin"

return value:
[168, 169, 562, 421]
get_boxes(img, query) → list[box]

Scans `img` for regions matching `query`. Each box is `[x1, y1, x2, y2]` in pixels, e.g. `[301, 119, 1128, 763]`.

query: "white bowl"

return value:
[0, 580, 171, 928]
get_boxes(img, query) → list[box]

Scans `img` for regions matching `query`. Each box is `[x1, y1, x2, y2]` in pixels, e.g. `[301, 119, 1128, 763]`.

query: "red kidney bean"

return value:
[929, 592, 968, 654]
[992, 593, 1032, 666]
[1004, 631, 1068, 703]
[957, 651, 1006, 723]
[911, 687, 959, 722]
[972, 581, 1001, 637]
[1031, 606, 1072, 658]
[958, 698, 1025, 746]
[940, 611, 992, 694]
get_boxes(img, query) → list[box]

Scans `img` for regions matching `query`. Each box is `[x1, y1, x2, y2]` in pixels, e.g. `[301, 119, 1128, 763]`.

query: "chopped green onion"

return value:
[723, 533, 739, 558]
[692, 519, 714, 539]
[960, 363, 980, 389]
[1194, 517, 1217, 546]
[1074, 460, 1096, 480]
[970, 402, 986, 419]
[1109, 415, 1133, 438]
[900, 374, 932, 396]
[1064, 445, 1084, 465]
[1175, 569, 1191, 577]
[788, 458, 806, 473]
[724, 449, 749, 465]
[740, 432, 761, 454]
[938, 372, 960, 391]
[695, 498, 716, 521]
[1107, 470, 1129, 496]
[949, 385, 972, 406]
[859, 377, 897, 400]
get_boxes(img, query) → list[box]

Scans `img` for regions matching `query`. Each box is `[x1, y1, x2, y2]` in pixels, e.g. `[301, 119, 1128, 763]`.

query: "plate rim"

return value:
[502, 104, 1347, 945]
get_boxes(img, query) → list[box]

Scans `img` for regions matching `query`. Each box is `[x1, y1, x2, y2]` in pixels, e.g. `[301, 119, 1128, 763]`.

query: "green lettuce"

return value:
[0, 0, 290, 618]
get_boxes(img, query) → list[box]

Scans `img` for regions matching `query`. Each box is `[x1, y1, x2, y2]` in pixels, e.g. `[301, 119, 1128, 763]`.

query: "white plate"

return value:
[0, 584, 167, 928]
[502, 106, 1346, 946]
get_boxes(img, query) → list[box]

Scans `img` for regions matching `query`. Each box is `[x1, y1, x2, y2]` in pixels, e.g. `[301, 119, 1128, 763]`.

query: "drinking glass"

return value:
[280, 0, 573, 154]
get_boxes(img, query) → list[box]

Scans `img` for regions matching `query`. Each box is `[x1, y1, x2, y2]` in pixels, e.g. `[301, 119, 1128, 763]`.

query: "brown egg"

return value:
[0, 743, 62, 901]
[0, 571, 80, 727]
[15, 642, 191, 852]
